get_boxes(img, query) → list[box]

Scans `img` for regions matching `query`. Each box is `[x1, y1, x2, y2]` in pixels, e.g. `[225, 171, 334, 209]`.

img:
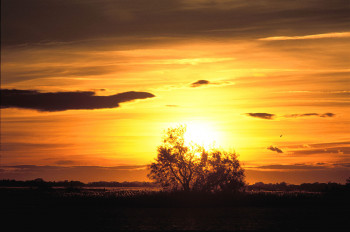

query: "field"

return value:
[1, 187, 349, 231]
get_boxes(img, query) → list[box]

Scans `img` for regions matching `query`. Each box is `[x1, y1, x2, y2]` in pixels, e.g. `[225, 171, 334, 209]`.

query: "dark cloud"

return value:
[2, 0, 349, 47]
[191, 80, 210, 87]
[1, 89, 155, 112]
[267, 146, 283, 153]
[320, 113, 335, 117]
[189, 80, 233, 88]
[285, 113, 336, 118]
[246, 113, 275, 120]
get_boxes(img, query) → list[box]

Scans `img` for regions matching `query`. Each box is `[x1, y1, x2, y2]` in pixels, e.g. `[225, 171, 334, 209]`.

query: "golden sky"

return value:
[1, 0, 350, 183]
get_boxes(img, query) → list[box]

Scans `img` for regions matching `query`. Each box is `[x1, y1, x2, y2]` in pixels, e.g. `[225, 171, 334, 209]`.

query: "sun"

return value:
[183, 121, 221, 150]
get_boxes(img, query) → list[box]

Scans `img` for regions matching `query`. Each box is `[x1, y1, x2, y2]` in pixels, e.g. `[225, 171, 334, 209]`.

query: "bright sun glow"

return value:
[183, 122, 221, 150]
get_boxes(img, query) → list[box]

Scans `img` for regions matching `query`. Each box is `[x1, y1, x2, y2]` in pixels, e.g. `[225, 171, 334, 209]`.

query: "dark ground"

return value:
[1, 188, 349, 232]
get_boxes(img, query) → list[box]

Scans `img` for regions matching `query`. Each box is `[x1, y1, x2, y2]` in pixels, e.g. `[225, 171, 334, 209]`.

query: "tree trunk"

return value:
[182, 182, 190, 192]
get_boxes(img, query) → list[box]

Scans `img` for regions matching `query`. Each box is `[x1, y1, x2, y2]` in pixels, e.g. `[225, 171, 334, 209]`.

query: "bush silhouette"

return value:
[148, 125, 245, 192]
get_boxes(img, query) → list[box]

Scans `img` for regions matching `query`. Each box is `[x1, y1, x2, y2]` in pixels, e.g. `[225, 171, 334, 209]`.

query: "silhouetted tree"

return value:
[346, 177, 350, 191]
[148, 125, 245, 192]
[190, 149, 245, 192]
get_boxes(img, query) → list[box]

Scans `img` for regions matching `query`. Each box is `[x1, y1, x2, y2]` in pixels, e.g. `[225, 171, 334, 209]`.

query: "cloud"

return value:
[308, 141, 350, 148]
[191, 80, 210, 87]
[267, 146, 283, 153]
[189, 80, 234, 88]
[291, 147, 350, 156]
[266, 140, 350, 157]
[285, 113, 335, 118]
[1, 142, 73, 151]
[259, 31, 350, 41]
[2, 0, 349, 47]
[54, 160, 78, 165]
[246, 113, 275, 120]
[1, 89, 155, 112]
[246, 112, 336, 120]
[320, 113, 335, 117]
[280, 141, 350, 157]
[283, 141, 350, 150]
[333, 163, 350, 168]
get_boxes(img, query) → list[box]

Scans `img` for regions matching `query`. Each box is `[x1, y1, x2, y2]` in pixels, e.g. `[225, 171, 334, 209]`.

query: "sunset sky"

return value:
[1, 0, 349, 184]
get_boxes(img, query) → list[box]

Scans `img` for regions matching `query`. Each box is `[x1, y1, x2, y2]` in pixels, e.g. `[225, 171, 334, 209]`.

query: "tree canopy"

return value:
[148, 125, 245, 192]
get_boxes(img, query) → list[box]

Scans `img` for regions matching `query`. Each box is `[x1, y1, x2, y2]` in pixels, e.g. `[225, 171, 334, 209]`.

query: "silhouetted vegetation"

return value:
[86, 181, 158, 188]
[247, 181, 349, 193]
[1, 180, 349, 231]
[148, 125, 245, 192]
[1, 180, 349, 206]
[0, 179, 157, 188]
[2, 177, 350, 195]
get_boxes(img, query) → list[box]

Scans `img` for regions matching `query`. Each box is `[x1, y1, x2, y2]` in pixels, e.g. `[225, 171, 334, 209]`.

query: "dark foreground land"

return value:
[1, 187, 349, 232]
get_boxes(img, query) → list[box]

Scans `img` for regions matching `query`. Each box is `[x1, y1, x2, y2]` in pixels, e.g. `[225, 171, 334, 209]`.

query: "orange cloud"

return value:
[259, 32, 350, 41]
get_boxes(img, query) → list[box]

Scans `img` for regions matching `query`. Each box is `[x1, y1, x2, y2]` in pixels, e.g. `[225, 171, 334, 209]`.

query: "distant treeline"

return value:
[0, 178, 158, 188]
[86, 181, 158, 188]
[1, 178, 349, 192]
[247, 181, 349, 192]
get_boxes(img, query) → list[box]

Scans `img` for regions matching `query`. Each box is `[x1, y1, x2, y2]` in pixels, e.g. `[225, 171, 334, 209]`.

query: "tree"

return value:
[147, 125, 245, 192]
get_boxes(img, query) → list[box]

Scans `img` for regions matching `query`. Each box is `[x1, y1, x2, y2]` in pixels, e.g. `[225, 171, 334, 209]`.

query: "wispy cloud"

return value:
[1, 142, 73, 152]
[291, 147, 350, 156]
[1, 89, 155, 112]
[246, 112, 336, 120]
[280, 141, 350, 157]
[308, 141, 350, 148]
[149, 57, 234, 65]
[54, 160, 78, 165]
[259, 31, 350, 41]
[254, 163, 327, 170]
[281, 141, 350, 149]
[284, 113, 335, 118]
